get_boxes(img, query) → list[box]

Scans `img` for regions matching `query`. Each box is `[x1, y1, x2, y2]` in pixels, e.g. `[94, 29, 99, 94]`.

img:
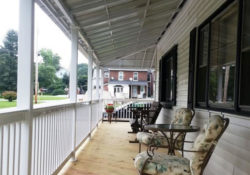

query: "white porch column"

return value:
[69, 25, 78, 161]
[17, 0, 35, 174]
[88, 51, 93, 134]
[88, 52, 93, 101]
[154, 70, 159, 101]
[96, 65, 100, 99]
[100, 68, 104, 99]
[69, 26, 78, 102]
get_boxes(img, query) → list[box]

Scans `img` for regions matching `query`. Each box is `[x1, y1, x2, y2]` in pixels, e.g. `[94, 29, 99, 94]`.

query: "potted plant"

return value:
[105, 104, 114, 113]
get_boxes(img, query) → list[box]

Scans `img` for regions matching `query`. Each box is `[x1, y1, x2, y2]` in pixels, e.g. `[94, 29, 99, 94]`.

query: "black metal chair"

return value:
[137, 108, 195, 155]
[134, 115, 230, 175]
[129, 102, 162, 133]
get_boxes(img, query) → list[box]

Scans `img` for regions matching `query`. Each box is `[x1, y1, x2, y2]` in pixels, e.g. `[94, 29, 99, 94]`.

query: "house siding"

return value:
[156, 0, 250, 175]
[109, 70, 148, 81]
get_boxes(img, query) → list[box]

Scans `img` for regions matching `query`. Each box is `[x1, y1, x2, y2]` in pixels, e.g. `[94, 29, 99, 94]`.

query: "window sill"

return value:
[195, 105, 250, 117]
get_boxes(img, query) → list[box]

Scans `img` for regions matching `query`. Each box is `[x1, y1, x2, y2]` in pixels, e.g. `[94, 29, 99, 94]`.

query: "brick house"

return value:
[103, 69, 154, 99]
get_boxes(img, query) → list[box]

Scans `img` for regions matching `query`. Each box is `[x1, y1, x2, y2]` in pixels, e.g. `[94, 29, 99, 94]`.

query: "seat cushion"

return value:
[137, 108, 193, 148]
[137, 131, 185, 149]
[137, 132, 168, 147]
[134, 152, 191, 175]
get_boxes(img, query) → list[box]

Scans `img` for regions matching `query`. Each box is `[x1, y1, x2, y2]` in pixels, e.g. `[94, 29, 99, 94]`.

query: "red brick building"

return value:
[103, 69, 154, 98]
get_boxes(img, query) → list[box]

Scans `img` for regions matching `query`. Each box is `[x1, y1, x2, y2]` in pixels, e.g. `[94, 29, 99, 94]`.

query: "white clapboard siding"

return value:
[156, 0, 250, 174]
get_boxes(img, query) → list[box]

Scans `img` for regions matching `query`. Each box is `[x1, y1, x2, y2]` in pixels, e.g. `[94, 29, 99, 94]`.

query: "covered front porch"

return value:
[1, 0, 250, 175]
[60, 122, 139, 175]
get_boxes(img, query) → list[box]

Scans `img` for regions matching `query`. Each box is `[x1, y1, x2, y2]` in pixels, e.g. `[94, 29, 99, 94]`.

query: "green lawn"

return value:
[0, 95, 68, 109]
[0, 101, 16, 109]
[35, 95, 67, 100]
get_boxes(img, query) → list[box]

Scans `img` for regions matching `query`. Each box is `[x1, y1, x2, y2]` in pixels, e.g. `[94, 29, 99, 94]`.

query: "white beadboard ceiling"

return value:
[36, 0, 186, 69]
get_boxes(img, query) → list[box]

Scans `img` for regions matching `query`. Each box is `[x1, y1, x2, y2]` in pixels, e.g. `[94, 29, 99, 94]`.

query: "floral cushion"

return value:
[137, 132, 168, 147]
[135, 115, 225, 175]
[171, 108, 193, 125]
[134, 152, 191, 175]
[137, 108, 193, 148]
[190, 115, 224, 175]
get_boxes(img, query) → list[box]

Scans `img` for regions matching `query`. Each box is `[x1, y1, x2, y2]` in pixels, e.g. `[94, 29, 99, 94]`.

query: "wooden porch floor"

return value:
[61, 122, 144, 175]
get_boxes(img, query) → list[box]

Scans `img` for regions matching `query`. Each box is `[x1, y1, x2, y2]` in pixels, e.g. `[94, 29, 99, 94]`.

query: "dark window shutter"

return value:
[188, 28, 197, 109]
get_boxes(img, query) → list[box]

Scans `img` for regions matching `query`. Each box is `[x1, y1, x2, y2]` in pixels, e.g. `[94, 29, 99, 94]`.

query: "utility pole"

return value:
[34, 52, 40, 104]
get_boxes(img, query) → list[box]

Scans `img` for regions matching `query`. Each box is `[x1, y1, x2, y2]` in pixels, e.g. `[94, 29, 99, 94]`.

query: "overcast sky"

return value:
[0, 0, 88, 71]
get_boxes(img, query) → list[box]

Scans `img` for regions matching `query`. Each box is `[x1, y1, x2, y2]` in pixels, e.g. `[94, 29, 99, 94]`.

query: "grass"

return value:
[35, 95, 67, 100]
[0, 95, 68, 109]
[0, 101, 17, 109]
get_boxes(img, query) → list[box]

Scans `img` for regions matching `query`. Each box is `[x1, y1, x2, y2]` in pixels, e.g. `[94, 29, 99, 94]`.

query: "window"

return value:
[196, 1, 238, 108]
[118, 71, 123, 81]
[209, 4, 238, 107]
[140, 86, 144, 92]
[197, 24, 209, 105]
[133, 72, 138, 81]
[195, 0, 250, 115]
[147, 73, 151, 81]
[159, 45, 177, 107]
[104, 71, 109, 78]
[240, 0, 250, 109]
[114, 86, 123, 94]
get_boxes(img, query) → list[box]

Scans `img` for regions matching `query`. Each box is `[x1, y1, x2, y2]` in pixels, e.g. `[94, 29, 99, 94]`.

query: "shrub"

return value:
[2, 91, 17, 102]
[51, 89, 65, 95]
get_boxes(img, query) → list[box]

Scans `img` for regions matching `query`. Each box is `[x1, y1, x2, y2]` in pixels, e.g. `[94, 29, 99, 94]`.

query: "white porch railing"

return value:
[102, 99, 154, 121]
[0, 100, 103, 175]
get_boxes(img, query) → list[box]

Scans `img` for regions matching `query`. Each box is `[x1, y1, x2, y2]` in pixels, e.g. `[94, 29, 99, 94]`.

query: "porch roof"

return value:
[109, 80, 148, 86]
[36, 0, 185, 69]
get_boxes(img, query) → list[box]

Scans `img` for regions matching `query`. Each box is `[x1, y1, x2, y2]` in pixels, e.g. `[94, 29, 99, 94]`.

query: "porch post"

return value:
[96, 65, 100, 99]
[88, 52, 93, 101]
[99, 68, 104, 121]
[154, 70, 159, 101]
[69, 25, 78, 161]
[100, 68, 104, 99]
[88, 51, 93, 134]
[17, 0, 35, 174]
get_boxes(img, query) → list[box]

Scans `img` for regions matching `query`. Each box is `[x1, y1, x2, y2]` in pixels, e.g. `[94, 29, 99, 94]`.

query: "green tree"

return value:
[38, 64, 57, 88]
[77, 64, 88, 92]
[62, 73, 69, 86]
[39, 48, 61, 71]
[38, 49, 68, 95]
[0, 30, 18, 93]
[48, 78, 66, 95]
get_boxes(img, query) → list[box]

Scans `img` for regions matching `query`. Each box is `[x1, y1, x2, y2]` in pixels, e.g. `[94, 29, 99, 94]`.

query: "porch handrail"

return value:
[0, 100, 103, 175]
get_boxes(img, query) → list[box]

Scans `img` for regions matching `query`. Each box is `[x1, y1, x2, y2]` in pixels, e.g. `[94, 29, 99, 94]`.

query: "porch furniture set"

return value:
[130, 102, 229, 175]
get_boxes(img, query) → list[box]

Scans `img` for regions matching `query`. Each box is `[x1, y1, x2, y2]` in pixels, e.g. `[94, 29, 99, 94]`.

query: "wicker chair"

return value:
[134, 115, 229, 175]
[136, 108, 195, 154]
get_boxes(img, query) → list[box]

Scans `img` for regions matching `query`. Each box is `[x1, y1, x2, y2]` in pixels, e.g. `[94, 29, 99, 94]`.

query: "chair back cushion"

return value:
[168, 108, 193, 149]
[190, 115, 224, 175]
[171, 108, 193, 126]
[148, 102, 161, 124]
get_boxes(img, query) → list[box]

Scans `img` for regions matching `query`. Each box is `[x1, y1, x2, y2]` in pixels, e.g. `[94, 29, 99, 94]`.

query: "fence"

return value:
[0, 100, 103, 175]
[102, 99, 153, 121]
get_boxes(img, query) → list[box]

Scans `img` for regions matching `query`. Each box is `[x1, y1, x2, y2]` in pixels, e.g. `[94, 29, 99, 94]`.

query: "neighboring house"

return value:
[103, 69, 154, 99]
[56, 68, 68, 78]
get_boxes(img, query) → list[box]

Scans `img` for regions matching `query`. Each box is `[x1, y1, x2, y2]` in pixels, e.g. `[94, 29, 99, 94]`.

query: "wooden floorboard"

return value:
[61, 122, 145, 175]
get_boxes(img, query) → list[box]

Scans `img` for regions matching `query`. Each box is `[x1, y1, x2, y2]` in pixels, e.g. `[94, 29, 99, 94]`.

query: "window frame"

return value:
[188, 28, 197, 109]
[159, 45, 177, 108]
[118, 71, 124, 81]
[133, 72, 138, 81]
[104, 71, 109, 78]
[194, 0, 250, 115]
